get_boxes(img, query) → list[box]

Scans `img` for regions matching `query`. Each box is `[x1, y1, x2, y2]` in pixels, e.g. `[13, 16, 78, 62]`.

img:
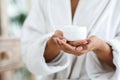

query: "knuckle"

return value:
[56, 30, 63, 34]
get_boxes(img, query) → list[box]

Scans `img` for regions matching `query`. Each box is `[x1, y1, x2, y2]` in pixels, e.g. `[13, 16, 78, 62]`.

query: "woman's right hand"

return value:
[44, 30, 66, 62]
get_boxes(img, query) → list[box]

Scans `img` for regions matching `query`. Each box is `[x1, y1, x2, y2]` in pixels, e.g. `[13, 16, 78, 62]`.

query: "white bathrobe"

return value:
[21, 0, 120, 80]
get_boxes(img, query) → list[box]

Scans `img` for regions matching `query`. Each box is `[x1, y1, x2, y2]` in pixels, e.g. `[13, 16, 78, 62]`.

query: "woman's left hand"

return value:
[68, 36, 101, 55]
[68, 35, 112, 54]
[68, 36, 115, 68]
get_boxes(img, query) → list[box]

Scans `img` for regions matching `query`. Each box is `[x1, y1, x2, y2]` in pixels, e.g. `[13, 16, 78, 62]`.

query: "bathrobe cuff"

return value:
[47, 51, 63, 65]
[106, 39, 120, 69]
[47, 51, 70, 66]
[105, 39, 120, 79]
[24, 32, 70, 76]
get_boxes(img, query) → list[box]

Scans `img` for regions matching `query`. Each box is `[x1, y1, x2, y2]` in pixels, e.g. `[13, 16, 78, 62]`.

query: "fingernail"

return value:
[76, 46, 83, 51]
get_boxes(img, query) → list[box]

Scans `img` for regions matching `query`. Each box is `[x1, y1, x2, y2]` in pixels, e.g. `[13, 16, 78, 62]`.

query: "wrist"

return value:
[93, 39, 104, 53]
[44, 39, 61, 62]
[93, 39, 111, 54]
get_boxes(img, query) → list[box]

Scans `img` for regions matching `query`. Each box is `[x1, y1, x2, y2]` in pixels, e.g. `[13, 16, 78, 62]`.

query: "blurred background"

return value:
[0, 0, 35, 80]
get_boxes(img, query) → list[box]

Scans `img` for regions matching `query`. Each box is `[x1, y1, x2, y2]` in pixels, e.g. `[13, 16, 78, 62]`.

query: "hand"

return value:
[69, 36, 115, 68]
[44, 30, 67, 62]
[64, 36, 103, 56]
[68, 36, 102, 55]
[48, 30, 66, 49]
[68, 35, 114, 66]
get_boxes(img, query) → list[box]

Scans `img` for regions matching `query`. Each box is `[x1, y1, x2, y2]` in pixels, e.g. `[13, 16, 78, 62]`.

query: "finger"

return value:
[62, 38, 67, 43]
[75, 46, 83, 51]
[52, 34, 63, 40]
[55, 30, 63, 35]
[54, 30, 64, 38]
[74, 46, 88, 56]
[53, 38, 58, 44]
[82, 40, 95, 51]
[74, 43, 93, 56]
[56, 38, 70, 51]
[53, 38, 61, 49]
[60, 41, 76, 53]
[56, 39, 72, 53]
[56, 38, 62, 45]
[68, 40, 88, 47]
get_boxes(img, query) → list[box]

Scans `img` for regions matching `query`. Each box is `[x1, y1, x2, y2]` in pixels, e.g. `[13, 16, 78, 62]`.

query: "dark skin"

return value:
[44, 0, 115, 69]
[71, 0, 79, 19]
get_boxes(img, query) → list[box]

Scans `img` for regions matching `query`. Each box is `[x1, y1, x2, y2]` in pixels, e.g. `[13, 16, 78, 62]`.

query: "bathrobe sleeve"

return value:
[106, 19, 120, 79]
[86, 1, 120, 79]
[21, 0, 70, 76]
[105, 2, 120, 79]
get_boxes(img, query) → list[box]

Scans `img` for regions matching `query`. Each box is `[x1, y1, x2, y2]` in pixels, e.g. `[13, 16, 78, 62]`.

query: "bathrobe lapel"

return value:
[47, 0, 72, 28]
[48, 0, 110, 35]
[73, 0, 110, 34]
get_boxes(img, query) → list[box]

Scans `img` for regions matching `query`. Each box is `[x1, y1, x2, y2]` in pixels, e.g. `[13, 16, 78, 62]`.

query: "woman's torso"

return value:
[36, 0, 120, 79]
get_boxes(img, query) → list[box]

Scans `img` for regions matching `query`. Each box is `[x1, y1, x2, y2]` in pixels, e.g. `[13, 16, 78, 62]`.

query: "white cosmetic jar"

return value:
[56, 25, 87, 41]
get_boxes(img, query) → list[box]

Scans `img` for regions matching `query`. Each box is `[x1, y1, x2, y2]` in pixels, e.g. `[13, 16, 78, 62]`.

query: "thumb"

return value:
[54, 30, 64, 39]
